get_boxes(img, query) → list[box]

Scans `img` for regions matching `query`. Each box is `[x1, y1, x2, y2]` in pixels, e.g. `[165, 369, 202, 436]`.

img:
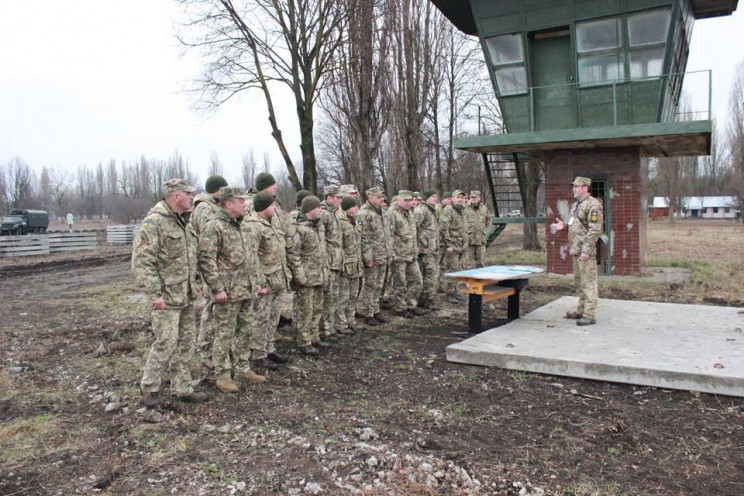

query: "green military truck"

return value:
[0, 209, 50, 235]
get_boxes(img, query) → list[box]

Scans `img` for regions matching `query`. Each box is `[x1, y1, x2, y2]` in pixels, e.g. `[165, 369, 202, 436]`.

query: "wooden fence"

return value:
[106, 225, 140, 244]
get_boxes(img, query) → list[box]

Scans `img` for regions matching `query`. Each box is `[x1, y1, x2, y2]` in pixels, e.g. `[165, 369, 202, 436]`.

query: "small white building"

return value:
[650, 196, 741, 219]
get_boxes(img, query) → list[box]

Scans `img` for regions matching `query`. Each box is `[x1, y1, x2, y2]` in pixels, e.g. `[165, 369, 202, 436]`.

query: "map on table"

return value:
[445, 265, 544, 282]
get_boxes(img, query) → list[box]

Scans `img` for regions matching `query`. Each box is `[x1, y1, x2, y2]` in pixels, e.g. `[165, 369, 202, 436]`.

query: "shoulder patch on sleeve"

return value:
[589, 210, 599, 223]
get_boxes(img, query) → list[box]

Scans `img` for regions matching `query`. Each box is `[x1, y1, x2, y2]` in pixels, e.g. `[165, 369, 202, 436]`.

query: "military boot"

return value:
[236, 370, 267, 384]
[142, 391, 160, 407]
[374, 312, 389, 324]
[577, 318, 596, 326]
[253, 358, 279, 371]
[313, 340, 332, 349]
[411, 307, 427, 316]
[216, 376, 240, 392]
[565, 311, 583, 319]
[299, 345, 320, 356]
[364, 316, 380, 327]
[177, 391, 210, 403]
[268, 352, 289, 364]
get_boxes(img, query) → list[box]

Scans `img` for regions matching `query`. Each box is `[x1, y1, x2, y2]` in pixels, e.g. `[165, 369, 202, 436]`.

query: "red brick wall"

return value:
[544, 147, 645, 275]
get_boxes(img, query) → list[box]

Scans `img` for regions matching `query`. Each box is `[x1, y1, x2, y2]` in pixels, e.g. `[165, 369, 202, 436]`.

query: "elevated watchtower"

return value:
[431, 0, 737, 275]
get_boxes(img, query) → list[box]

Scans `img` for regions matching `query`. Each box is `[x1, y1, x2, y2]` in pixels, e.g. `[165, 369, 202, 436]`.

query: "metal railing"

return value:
[477, 69, 712, 134]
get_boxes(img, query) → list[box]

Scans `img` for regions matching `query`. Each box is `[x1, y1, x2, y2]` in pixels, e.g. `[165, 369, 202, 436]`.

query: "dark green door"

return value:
[532, 32, 577, 130]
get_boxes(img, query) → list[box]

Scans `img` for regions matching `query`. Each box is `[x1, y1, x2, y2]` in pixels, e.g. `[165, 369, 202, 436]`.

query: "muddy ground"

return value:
[1, 228, 744, 495]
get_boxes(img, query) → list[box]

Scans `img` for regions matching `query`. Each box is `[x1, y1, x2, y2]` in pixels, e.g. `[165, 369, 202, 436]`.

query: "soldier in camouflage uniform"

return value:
[320, 186, 344, 341]
[357, 187, 390, 327]
[437, 192, 452, 292]
[244, 193, 292, 371]
[464, 190, 492, 268]
[336, 196, 362, 334]
[199, 187, 266, 392]
[133, 179, 209, 407]
[386, 190, 424, 318]
[191, 175, 228, 371]
[415, 190, 440, 310]
[440, 190, 469, 304]
[550, 177, 603, 326]
[287, 196, 329, 356]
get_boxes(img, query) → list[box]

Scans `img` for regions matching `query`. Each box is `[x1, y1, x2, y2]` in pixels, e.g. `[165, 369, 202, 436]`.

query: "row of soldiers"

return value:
[132, 173, 491, 405]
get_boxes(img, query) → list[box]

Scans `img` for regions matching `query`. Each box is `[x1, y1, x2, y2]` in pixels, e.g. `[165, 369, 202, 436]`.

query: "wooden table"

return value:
[445, 265, 543, 334]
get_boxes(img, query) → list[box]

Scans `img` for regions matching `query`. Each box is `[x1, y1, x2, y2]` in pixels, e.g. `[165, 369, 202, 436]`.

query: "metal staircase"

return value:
[483, 152, 526, 247]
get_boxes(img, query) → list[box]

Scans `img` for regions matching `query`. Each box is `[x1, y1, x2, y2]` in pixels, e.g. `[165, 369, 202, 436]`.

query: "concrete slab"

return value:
[446, 297, 744, 397]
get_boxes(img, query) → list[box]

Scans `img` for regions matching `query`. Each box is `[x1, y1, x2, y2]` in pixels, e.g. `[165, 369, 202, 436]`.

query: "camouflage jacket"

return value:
[386, 205, 418, 263]
[415, 203, 439, 256]
[568, 195, 603, 257]
[191, 193, 221, 237]
[320, 202, 343, 270]
[132, 201, 198, 308]
[464, 203, 491, 246]
[287, 212, 328, 287]
[441, 203, 468, 253]
[198, 209, 261, 301]
[358, 201, 389, 265]
[244, 213, 292, 293]
[337, 209, 362, 278]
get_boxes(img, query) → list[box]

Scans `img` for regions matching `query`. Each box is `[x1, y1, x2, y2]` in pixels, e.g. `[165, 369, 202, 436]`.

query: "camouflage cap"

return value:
[323, 185, 341, 197]
[366, 186, 384, 197]
[572, 176, 592, 187]
[163, 178, 195, 195]
[397, 190, 414, 200]
[413, 191, 422, 200]
[452, 189, 466, 197]
[469, 190, 482, 197]
[339, 184, 359, 195]
[219, 186, 249, 202]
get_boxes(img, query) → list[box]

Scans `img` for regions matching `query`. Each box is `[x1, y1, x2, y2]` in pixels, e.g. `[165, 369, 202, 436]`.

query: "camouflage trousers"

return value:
[417, 253, 439, 301]
[295, 285, 323, 347]
[251, 290, 285, 359]
[441, 251, 465, 294]
[336, 275, 360, 331]
[573, 255, 598, 319]
[389, 260, 423, 311]
[466, 244, 485, 268]
[322, 269, 342, 337]
[212, 299, 254, 380]
[140, 305, 195, 396]
[358, 262, 386, 317]
[195, 296, 215, 360]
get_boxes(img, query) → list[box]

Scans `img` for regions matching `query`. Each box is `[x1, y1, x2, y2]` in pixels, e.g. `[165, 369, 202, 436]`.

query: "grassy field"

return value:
[1, 219, 743, 495]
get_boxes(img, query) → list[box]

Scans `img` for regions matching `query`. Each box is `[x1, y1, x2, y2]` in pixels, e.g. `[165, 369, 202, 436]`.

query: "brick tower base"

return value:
[545, 147, 646, 276]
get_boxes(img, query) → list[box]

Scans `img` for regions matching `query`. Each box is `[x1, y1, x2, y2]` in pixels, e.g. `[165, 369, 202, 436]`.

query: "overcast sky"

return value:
[1, 1, 742, 184]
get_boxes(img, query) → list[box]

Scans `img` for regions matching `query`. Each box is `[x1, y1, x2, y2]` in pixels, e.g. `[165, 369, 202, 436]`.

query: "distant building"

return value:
[649, 196, 740, 220]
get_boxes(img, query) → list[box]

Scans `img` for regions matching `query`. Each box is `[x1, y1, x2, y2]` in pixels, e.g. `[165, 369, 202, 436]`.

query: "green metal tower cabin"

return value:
[431, 0, 738, 275]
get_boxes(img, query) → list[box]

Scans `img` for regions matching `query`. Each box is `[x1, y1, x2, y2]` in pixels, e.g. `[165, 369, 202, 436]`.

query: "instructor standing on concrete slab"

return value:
[550, 177, 603, 326]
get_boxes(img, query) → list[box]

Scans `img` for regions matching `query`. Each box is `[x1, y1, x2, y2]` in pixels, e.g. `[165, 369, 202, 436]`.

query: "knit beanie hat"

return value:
[253, 192, 274, 212]
[205, 175, 228, 194]
[295, 189, 312, 206]
[255, 172, 276, 191]
[423, 189, 437, 201]
[301, 195, 321, 213]
[443, 191, 452, 200]
[341, 196, 357, 211]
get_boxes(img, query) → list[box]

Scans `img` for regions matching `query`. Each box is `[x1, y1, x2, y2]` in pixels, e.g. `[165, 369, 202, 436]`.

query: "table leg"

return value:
[507, 291, 520, 320]
[468, 294, 483, 334]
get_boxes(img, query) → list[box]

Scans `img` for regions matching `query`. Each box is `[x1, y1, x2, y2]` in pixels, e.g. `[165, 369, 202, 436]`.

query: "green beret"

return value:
[341, 196, 357, 211]
[301, 195, 321, 213]
[205, 175, 228, 194]
[253, 192, 274, 212]
[255, 172, 276, 191]
[423, 189, 437, 200]
[295, 189, 312, 206]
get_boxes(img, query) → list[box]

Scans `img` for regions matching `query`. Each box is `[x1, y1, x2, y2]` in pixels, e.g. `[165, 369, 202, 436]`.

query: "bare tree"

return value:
[388, 0, 441, 191]
[48, 168, 74, 216]
[209, 151, 223, 177]
[241, 149, 258, 190]
[177, 0, 346, 193]
[727, 60, 744, 209]
[5, 157, 36, 210]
